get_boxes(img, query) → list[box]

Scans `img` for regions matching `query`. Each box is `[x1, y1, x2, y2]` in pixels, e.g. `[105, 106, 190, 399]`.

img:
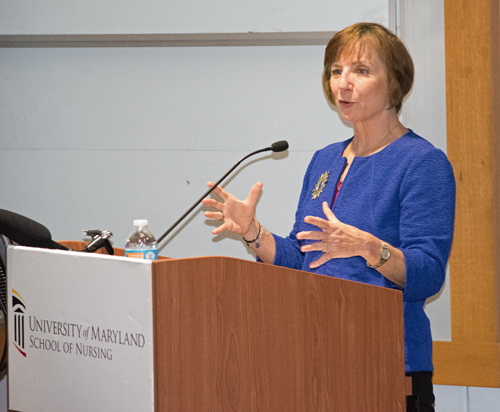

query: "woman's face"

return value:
[329, 48, 392, 125]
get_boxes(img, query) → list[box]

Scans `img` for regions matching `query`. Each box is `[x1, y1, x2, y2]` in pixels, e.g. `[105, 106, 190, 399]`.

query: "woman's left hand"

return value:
[297, 201, 372, 269]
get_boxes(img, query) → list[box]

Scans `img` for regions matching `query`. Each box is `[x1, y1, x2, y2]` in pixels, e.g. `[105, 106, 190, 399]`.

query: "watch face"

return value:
[381, 247, 391, 260]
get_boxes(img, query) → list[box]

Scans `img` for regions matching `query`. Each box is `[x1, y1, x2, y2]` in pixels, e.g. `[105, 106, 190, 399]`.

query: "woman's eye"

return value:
[331, 69, 342, 76]
[357, 68, 369, 75]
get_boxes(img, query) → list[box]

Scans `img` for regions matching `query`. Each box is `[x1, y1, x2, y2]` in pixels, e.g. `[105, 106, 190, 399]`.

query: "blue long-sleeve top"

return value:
[268, 130, 456, 372]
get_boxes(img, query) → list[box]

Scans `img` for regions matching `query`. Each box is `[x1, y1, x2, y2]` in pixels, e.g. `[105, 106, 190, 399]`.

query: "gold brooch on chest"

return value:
[312, 171, 330, 199]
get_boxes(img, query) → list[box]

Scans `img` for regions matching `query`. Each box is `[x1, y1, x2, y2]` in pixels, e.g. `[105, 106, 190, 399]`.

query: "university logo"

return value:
[12, 289, 26, 357]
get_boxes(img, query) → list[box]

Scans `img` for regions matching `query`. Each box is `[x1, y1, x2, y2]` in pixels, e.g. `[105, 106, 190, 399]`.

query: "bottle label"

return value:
[125, 249, 158, 260]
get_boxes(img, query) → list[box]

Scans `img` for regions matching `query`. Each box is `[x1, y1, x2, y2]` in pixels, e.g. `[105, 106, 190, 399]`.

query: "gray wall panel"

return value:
[1, 0, 389, 35]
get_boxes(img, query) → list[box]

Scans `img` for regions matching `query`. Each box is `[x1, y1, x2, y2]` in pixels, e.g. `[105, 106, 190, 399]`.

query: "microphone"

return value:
[81, 230, 114, 255]
[270, 140, 289, 152]
[0, 209, 69, 250]
[157, 140, 289, 244]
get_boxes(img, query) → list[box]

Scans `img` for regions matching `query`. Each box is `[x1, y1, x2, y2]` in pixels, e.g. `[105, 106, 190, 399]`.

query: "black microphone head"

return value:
[0, 209, 68, 250]
[271, 140, 289, 152]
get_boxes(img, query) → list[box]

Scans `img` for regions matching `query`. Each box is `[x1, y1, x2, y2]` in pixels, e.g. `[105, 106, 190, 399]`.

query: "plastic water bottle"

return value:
[125, 220, 158, 260]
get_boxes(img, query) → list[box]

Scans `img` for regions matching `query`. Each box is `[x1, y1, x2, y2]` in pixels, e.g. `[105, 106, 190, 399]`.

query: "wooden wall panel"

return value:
[434, 0, 500, 387]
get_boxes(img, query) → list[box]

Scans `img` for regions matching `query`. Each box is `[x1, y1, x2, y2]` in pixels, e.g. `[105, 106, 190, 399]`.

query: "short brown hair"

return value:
[322, 22, 414, 113]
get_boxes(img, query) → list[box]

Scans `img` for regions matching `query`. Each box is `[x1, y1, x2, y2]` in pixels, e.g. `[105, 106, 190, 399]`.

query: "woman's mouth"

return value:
[339, 100, 354, 108]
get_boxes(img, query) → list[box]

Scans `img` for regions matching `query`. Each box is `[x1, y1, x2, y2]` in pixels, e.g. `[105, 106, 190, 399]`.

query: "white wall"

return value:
[0, 44, 347, 258]
[400, 0, 452, 342]
[1, 0, 388, 34]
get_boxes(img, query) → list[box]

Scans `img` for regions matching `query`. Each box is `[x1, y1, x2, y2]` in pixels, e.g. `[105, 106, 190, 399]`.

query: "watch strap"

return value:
[367, 242, 390, 269]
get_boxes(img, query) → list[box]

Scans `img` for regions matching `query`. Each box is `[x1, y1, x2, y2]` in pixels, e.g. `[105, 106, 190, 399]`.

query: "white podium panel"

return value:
[7, 246, 155, 412]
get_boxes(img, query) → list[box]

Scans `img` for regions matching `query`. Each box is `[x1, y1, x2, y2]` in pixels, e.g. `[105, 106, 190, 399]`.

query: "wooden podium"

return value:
[8, 242, 407, 412]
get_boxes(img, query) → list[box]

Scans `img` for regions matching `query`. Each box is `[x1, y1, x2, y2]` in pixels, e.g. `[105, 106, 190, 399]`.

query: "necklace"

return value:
[348, 126, 407, 158]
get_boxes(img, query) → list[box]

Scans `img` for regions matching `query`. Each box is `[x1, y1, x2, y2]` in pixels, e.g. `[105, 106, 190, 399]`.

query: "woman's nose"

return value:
[338, 73, 352, 90]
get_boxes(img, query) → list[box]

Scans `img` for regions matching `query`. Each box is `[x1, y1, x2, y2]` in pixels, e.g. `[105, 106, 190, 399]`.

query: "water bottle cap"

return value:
[133, 219, 148, 227]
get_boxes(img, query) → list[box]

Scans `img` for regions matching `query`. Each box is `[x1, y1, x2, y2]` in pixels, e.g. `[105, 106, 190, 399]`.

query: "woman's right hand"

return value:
[202, 181, 263, 236]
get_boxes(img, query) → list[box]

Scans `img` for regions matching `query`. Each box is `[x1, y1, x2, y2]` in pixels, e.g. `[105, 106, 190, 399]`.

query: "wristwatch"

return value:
[367, 242, 391, 269]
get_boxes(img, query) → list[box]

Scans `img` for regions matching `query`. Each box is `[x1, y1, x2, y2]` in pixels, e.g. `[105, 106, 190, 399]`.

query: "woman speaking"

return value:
[202, 22, 455, 412]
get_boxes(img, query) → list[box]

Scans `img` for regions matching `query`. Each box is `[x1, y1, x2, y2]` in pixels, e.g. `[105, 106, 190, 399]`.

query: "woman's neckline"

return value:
[342, 128, 412, 160]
